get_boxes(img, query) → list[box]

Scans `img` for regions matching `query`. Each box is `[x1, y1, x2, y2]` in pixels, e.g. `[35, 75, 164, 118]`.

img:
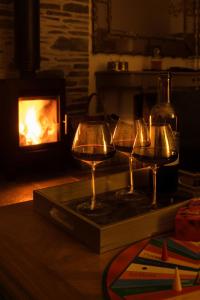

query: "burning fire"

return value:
[19, 98, 58, 146]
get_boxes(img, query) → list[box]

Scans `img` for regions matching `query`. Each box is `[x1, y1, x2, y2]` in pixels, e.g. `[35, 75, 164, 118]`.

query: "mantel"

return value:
[96, 71, 200, 92]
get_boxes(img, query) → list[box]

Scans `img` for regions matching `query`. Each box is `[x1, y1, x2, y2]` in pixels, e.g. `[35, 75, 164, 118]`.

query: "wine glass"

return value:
[113, 118, 147, 201]
[72, 120, 115, 215]
[133, 123, 178, 209]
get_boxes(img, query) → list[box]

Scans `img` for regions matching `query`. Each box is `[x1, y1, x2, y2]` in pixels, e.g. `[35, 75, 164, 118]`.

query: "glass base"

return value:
[76, 199, 111, 217]
[115, 188, 146, 203]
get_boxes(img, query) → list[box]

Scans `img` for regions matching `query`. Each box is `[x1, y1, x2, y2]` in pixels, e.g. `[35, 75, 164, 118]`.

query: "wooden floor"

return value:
[0, 167, 86, 207]
[0, 160, 127, 207]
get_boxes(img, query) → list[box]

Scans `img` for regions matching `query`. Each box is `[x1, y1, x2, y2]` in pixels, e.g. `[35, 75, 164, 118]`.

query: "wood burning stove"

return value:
[0, 78, 71, 175]
[0, 0, 72, 175]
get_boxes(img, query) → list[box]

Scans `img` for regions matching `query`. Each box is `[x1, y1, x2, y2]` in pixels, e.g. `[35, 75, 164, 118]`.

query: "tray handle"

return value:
[49, 207, 75, 232]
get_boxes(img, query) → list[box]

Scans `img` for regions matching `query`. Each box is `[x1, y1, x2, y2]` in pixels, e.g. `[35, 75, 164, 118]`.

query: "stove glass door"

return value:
[18, 96, 60, 147]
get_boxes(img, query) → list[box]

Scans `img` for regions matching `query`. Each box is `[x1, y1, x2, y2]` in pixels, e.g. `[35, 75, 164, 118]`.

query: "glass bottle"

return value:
[149, 72, 179, 195]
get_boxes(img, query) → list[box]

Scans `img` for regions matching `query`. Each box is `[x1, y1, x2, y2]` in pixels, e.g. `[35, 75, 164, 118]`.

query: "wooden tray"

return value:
[178, 169, 200, 196]
[179, 169, 200, 187]
[33, 169, 192, 254]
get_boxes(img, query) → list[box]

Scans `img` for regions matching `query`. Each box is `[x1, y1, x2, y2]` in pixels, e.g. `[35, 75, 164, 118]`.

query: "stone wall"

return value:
[0, 0, 89, 114]
[0, 0, 14, 78]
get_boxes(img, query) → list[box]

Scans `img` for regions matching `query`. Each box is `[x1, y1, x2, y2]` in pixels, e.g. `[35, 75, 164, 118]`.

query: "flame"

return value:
[19, 98, 58, 146]
[22, 107, 42, 145]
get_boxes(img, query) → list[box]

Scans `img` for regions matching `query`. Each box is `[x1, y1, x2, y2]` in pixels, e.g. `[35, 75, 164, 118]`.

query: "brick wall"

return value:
[0, 0, 89, 114]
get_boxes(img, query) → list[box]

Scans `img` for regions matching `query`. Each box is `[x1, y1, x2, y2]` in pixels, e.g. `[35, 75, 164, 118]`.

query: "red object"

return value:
[175, 198, 200, 241]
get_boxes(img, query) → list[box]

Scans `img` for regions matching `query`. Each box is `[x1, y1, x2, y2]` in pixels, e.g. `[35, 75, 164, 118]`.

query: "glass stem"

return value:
[91, 162, 96, 210]
[129, 155, 134, 193]
[152, 164, 158, 209]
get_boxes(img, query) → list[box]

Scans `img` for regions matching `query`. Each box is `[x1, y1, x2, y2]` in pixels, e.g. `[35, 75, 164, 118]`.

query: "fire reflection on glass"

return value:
[18, 97, 59, 146]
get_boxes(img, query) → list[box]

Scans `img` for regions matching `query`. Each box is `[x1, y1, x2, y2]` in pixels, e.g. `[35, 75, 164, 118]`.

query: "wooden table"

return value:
[0, 171, 199, 300]
[0, 200, 121, 300]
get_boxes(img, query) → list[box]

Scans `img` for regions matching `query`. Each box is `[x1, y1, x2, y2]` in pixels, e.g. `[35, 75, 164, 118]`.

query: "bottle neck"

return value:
[158, 74, 171, 104]
[151, 73, 178, 132]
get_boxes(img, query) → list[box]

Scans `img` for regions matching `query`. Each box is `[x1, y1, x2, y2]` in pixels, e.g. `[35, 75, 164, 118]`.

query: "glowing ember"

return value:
[19, 98, 58, 146]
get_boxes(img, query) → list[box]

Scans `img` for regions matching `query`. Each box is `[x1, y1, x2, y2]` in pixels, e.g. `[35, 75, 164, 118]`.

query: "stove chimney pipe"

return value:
[14, 0, 40, 77]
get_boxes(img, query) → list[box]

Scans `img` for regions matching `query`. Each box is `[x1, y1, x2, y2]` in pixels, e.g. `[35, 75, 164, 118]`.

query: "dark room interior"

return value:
[0, 1, 199, 299]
